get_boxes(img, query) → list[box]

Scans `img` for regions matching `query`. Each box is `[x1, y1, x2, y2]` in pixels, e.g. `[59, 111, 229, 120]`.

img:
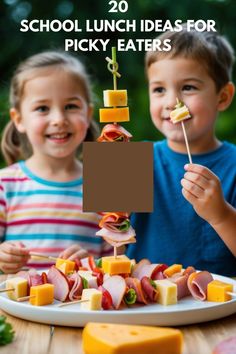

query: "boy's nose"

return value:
[165, 92, 178, 111]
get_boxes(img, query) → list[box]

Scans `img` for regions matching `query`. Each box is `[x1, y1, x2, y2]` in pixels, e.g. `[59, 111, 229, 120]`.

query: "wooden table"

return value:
[0, 274, 235, 354]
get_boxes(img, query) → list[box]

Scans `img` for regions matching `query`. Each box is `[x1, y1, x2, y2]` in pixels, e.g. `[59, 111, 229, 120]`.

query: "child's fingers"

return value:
[59, 244, 81, 259]
[184, 171, 209, 190]
[181, 178, 204, 198]
[68, 249, 88, 261]
[0, 251, 29, 264]
[182, 188, 197, 204]
[3, 243, 30, 257]
[184, 164, 214, 180]
[0, 262, 25, 274]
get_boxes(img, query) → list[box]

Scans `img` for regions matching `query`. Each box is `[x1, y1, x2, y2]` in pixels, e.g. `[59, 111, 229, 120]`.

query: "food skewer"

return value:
[57, 299, 89, 307]
[30, 252, 57, 261]
[170, 98, 192, 164]
[17, 295, 36, 302]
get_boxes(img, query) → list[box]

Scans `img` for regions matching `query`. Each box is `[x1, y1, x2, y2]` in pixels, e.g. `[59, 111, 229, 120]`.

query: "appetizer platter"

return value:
[0, 253, 236, 327]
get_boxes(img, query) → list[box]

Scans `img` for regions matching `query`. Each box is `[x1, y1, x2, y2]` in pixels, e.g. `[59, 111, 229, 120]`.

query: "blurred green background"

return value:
[1, 0, 236, 167]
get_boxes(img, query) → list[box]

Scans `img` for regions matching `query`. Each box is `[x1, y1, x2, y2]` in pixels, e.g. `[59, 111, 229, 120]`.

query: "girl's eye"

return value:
[152, 87, 165, 94]
[65, 103, 81, 110]
[182, 85, 197, 91]
[35, 106, 49, 112]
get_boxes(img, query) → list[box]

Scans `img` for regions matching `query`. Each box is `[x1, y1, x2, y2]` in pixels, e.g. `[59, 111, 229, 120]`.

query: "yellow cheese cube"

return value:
[207, 280, 233, 302]
[99, 107, 129, 123]
[82, 322, 183, 354]
[30, 283, 54, 306]
[163, 264, 182, 278]
[154, 279, 177, 305]
[103, 90, 128, 107]
[102, 255, 131, 275]
[81, 289, 102, 310]
[6, 277, 28, 301]
[55, 258, 75, 274]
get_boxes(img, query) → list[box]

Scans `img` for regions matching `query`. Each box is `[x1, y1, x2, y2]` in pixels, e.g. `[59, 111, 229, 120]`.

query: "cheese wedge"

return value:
[30, 283, 54, 306]
[81, 289, 102, 310]
[82, 322, 183, 354]
[103, 90, 127, 107]
[207, 280, 233, 302]
[102, 255, 131, 275]
[170, 105, 191, 124]
[6, 277, 28, 301]
[154, 279, 177, 305]
[55, 258, 75, 274]
[99, 107, 129, 123]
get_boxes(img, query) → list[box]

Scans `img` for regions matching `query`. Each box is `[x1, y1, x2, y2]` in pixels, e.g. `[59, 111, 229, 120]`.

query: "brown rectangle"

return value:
[83, 142, 153, 212]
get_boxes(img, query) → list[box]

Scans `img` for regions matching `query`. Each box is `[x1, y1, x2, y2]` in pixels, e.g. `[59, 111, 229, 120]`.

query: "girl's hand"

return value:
[181, 164, 228, 225]
[0, 241, 30, 274]
[58, 244, 88, 260]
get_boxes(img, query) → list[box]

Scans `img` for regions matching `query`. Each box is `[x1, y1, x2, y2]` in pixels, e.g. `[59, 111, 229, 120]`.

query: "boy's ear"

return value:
[10, 108, 26, 133]
[217, 82, 235, 111]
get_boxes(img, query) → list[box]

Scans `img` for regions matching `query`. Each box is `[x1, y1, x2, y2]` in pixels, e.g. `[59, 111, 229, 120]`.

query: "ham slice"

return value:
[125, 277, 148, 304]
[96, 226, 135, 242]
[67, 273, 83, 301]
[97, 124, 132, 142]
[170, 266, 196, 300]
[47, 266, 70, 301]
[103, 237, 136, 248]
[103, 275, 126, 309]
[132, 260, 167, 281]
[140, 276, 158, 302]
[187, 271, 213, 301]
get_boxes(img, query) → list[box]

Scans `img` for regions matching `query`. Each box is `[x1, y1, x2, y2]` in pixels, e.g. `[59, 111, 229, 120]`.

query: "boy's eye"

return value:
[182, 85, 197, 91]
[35, 105, 49, 112]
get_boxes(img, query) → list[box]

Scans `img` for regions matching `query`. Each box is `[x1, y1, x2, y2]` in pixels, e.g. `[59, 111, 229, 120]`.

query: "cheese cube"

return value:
[99, 107, 129, 123]
[55, 258, 75, 274]
[82, 323, 183, 354]
[154, 279, 177, 305]
[164, 264, 182, 278]
[102, 255, 131, 275]
[30, 283, 54, 306]
[81, 289, 102, 310]
[6, 277, 28, 301]
[207, 280, 233, 302]
[103, 90, 127, 107]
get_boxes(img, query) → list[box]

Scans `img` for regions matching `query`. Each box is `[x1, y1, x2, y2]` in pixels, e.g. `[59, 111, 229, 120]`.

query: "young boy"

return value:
[127, 27, 236, 276]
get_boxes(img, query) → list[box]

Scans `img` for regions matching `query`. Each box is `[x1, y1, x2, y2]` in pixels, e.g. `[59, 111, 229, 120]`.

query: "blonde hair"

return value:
[145, 26, 235, 92]
[1, 50, 99, 165]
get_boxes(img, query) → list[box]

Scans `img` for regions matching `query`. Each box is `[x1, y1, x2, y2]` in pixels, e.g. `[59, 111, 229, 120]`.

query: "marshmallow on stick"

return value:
[170, 99, 192, 164]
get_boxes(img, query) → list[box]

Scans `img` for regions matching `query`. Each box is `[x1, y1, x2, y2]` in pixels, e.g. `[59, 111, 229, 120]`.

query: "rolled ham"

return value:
[187, 271, 213, 301]
[96, 226, 135, 242]
[125, 277, 148, 304]
[67, 273, 83, 301]
[140, 276, 158, 302]
[97, 124, 132, 142]
[170, 266, 196, 300]
[47, 266, 70, 301]
[103, 275, 126, 309]
[132, 260, 167, 281]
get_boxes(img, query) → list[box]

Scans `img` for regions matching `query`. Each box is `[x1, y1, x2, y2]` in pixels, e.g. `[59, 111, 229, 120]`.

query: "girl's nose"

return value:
[50, 110, 68, 126]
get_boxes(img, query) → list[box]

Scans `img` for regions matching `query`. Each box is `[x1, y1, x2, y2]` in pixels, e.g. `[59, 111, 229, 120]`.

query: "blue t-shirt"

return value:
[127, 140, 236, 276]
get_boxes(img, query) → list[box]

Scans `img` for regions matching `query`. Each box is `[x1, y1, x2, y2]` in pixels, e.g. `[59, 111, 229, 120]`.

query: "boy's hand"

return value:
[181, 164, 228, 225]
[0, 241, 30, 274]
[58, 244, 88, 260]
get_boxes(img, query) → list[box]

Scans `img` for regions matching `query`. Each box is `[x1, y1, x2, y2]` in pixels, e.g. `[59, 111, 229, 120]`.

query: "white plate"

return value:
[0, 273, 236, 327]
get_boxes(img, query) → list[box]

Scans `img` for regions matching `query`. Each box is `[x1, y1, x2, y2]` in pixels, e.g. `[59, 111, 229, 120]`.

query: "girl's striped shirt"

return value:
[0, 161, 112, 268]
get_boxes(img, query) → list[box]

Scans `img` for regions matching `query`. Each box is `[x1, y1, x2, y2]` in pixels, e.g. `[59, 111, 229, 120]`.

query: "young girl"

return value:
[0, 51, 112, 273]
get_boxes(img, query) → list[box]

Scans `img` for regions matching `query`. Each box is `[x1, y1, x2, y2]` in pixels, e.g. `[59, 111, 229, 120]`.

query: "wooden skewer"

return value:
[58, 299, 89, 307]
[0, 287, 14, 293]
[17, 295, 36, 302]
[227, 292, 236, 297]
[30, 252, 57, 261]
[181, 120, 192, 164]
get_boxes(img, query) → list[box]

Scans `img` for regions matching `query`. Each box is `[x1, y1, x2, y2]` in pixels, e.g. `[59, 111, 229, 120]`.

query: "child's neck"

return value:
[168, 136, 222, 155]
[25, 155, 82, 182]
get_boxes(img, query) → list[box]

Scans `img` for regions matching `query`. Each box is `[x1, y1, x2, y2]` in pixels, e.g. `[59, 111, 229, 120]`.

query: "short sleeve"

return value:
[0, 182, 6, 242]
